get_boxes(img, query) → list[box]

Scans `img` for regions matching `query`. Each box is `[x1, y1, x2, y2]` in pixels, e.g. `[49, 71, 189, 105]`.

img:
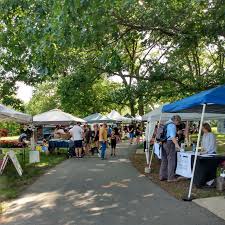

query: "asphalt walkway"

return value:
[1, 142, 224, 225]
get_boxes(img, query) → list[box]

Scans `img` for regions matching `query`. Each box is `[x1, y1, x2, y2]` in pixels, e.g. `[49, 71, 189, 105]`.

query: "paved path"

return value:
[1, 142, 224, 225]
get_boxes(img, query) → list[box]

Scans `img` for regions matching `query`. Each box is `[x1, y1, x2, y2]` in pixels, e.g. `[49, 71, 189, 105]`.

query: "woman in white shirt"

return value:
[201, 123, 217, 154]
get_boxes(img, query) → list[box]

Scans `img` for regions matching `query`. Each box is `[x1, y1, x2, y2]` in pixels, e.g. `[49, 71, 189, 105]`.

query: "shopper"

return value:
[99, 123, 108, 160]
[135, 125, 142, 145]
[93, 124, 100, 150]
[110, 130, 117, 156]
[69, 122, 83, 158]
[84, 125, 92, 155]
[128, 124, 134, 144]
[159, 115, 181, 182]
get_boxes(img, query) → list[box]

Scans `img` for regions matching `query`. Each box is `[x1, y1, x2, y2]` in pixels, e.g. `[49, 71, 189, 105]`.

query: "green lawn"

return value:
[0, 148, 67, 213]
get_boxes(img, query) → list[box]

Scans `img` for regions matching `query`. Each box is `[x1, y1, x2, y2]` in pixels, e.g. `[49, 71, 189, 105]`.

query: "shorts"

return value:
[129, 133, 134, 139]
[111, 139, 117, 148]
[74, 140, 83, 148]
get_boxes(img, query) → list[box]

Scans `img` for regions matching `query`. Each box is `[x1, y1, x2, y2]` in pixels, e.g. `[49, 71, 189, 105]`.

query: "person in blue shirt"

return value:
[159, 115, 181, 182]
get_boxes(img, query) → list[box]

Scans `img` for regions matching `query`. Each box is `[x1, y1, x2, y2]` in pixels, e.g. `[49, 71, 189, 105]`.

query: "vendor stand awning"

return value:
[107, 110, 131, 123]
[83, 113, 103, 123]
[98, 115, 117, 123]
[162, 85, 225, 114]
[33, 109, 86, 125]
[0, 104, 32, 123]
[161, 84, 225, 200]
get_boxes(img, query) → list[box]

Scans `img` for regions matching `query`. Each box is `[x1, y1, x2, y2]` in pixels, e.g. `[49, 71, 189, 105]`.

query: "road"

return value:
[1, 142, 224, 225]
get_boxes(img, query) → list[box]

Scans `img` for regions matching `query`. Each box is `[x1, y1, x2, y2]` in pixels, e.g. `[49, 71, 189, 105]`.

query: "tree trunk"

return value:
[138, 95, 144, 116]
[130, 98, 136, 117]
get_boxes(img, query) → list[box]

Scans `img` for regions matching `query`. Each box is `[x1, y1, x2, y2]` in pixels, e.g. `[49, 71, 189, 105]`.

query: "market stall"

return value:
[162, 84, 225, 200]
[33, 109, 86, 152]
[145, 104, 225, 168]
[0, 104, 32, 176]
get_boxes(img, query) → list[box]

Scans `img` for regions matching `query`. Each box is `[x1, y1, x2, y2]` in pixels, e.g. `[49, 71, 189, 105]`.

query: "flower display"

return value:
[0, 140, 25, 148]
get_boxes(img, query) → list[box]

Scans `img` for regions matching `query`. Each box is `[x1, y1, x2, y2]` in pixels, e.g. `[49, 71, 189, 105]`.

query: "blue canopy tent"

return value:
[162, 85, 225, 200]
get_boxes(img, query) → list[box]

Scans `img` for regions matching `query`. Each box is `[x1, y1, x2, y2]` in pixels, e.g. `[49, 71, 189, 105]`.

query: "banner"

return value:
[175, 152, 194, 178]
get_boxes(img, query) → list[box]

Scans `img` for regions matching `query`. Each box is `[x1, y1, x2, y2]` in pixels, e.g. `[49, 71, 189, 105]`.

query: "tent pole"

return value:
[149, 113, 162, 170]
[145, 121, 150, 165]
[186, 104, 206, 200]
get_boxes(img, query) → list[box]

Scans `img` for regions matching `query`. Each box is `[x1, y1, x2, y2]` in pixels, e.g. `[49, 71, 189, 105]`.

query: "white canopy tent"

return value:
[0, 104, 32, 123]
[33, 109, 86, 125]
[83, 113, 103, 123]
[107, 110, 131, 123]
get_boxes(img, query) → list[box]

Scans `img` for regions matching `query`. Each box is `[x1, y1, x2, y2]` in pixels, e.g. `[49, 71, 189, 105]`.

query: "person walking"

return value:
[110, 129, 117, 157]
[93, 124, 100, 150]
[69, 122, 83, 158]
[159, 115, 181, 182]
[135, 125, 142, 145]
[128, 124, 134, 144]
[99, 123, 108, 160]
[84, 125, 92, 155]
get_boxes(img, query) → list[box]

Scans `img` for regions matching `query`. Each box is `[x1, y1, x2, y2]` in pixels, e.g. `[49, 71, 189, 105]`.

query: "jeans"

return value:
[101, 141, 107, 159]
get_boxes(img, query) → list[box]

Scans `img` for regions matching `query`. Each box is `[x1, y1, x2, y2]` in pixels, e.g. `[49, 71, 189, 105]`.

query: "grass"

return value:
[0, 148, 67, 213]
[130, 130, 225, 200]
[130, 153, 225, 200]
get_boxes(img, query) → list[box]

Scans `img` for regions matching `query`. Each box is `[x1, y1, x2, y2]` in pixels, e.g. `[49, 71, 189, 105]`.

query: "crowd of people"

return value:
[52, 123, 144, 160]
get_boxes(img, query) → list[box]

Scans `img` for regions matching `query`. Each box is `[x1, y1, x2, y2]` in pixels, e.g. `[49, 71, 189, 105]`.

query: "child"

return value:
[110, 130, 117, 157]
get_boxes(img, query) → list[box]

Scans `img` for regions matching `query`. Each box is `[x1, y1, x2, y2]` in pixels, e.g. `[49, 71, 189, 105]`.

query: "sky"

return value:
[16, 82, 33, 103]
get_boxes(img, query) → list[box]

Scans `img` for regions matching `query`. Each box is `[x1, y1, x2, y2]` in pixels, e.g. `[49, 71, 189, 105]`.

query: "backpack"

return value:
[156, 122, 174, 143]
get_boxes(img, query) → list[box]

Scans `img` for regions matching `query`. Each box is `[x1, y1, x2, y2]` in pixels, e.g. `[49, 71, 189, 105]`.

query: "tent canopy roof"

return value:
[33, 109, 86, 125]
[0, 104, 32, 123]
[162, 85, 225, 114]
[148, 104, 225, 122]
[107, 110, 132, 122]
[83, 113, 103, 123]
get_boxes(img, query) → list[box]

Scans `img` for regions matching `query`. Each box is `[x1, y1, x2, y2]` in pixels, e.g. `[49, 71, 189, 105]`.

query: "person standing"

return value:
[84, 125, 92, 155]
[135, 125, 142, 145]
[69, 122, 83, 158]
[159, 115, 181, 182]
[128, 124, 134, 144]
[99, 123, 108, 160]
[93, 124, 100, 150]
[110, 130, 117, 156]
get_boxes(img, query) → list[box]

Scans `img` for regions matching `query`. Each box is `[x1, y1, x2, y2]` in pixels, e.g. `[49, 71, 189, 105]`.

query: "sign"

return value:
[175, 152, 194, 178]
[154, 143, 161, 159]
[0, 155, 9, 175]
[0, 150, 23, 176]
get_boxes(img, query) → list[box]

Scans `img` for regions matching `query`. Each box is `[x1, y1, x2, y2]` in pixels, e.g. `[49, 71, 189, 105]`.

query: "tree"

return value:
[58, 72, 124, 117]
[26, 82, 60, 115]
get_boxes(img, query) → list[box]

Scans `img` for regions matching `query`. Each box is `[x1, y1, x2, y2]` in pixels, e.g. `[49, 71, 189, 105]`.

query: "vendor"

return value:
[201, 123, 217, 154]
[54, 125, 65, 139]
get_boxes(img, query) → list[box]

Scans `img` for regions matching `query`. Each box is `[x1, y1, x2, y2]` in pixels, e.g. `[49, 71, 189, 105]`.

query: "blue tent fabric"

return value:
[162, 85, 225, 113]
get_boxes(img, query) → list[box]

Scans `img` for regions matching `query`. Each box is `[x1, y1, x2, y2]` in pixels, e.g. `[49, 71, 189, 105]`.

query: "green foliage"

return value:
[0, 0, 224, 115]
[58, 73, 123, 117]
[26, 82, 60, 115]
